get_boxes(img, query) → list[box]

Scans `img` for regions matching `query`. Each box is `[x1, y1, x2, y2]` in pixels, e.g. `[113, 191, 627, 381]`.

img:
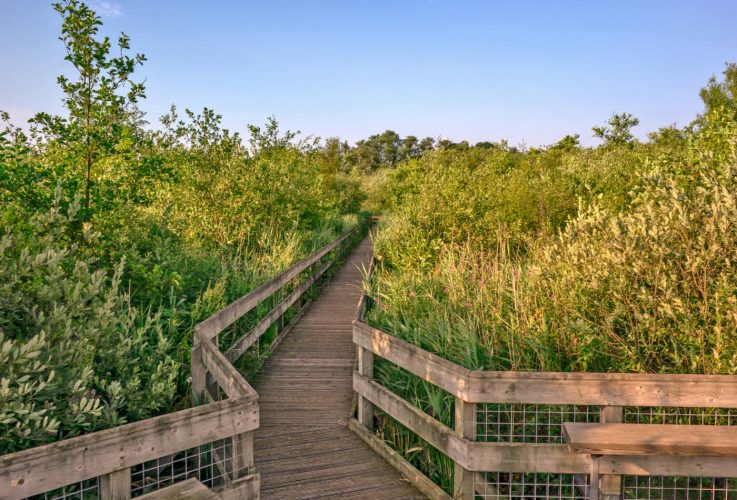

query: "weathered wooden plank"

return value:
[352, 371, 468, 466]
[356, 319, 737, 407]
[353, 321, 472, 399]
[100, 467, 131, 500]
[454, 398, 475, 499]
[348, 418, 451, 500]
[190, 342, 208, 404]
[234, 431, 254, 479]
[0, 397, 259, 499]
[466, 443, 590, 473]
[357, 346, 375, 431]
[470, 370, 737, 407]
[597, 455, 737, 476]
[565, 423, 737, 457]
[225, 261, 331, 363]
[137, 478, 218, 500]
[200, 340, 256, 398]
[599, 406, 623, 500]
[195, 226, 359, 341]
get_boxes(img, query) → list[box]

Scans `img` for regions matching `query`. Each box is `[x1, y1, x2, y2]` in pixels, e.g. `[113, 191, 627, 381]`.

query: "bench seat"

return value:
[564, 422, 737, 457]
[138, 478, 219, 500]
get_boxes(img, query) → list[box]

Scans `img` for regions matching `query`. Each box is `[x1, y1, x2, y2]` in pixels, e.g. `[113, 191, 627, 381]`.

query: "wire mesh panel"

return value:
[476, 403, 601, 443]
[474, 472, 590, 499]
[623, 475, 737, 499]
[624, 407, 737, 426]
[130, 437, 241, 497]
[26, 479, 100, 500]
[621, 408, 737, 499]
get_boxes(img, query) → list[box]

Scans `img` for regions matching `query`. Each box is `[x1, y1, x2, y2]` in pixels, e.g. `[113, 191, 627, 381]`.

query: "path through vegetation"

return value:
[253, 236, 422, 499]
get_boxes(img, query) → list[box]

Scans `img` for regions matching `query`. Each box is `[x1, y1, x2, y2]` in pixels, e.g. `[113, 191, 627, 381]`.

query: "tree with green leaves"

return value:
[550, 134, 580, 152]
[398, 135, 419, 159]
[592, 112, 640, 146]
[29, 0, 146, 216]
[699, 63, 737, 119]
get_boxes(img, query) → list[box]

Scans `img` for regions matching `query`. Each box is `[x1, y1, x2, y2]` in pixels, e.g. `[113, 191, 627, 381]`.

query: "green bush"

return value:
[0, 193, 178, 453]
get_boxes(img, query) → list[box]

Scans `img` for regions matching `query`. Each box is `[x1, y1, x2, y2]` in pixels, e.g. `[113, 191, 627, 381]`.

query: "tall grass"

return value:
[365, 73, 737, 491]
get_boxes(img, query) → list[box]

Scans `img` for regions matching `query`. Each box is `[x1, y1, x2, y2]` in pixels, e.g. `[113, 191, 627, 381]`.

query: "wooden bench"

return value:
[138, 479, 219, 500]
[564, 422, 737, 457]
[564, 423, 737, 499]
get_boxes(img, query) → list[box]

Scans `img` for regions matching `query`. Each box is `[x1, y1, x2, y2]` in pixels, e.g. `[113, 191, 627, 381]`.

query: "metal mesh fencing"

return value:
[474, 472, 590, 499]
[624, 406, 737, 426]
[130, 437, 241, 497]
[23, 437, 239, 499]
[475, 403, 601, 443]
[26, 479, 100, 500]
[473, 405, 737, 499]
[622, 475, 737, 499]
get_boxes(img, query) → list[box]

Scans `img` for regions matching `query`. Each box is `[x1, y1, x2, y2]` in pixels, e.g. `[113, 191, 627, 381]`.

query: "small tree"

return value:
[550, 134, 580, 152]
[30, 0, 146, 214]
[592, 112, 640, 146]
[699, 62, 737, 116]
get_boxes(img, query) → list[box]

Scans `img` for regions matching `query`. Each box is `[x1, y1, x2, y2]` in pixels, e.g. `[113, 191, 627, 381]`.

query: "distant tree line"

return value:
[328, 110, 646, 173]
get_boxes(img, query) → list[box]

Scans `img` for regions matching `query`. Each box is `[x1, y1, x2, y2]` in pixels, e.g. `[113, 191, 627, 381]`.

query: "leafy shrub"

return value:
[0, 192, 178, 453]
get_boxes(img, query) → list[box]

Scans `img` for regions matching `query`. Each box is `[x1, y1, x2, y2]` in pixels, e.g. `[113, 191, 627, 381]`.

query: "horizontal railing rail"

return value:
[351, 266, 737, 499]
[0, 396, 259, 499]
[0, 221, 367, 500]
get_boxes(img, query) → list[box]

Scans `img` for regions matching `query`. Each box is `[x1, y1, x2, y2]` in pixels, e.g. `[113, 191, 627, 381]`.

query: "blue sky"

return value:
[1, 1, 736, 146]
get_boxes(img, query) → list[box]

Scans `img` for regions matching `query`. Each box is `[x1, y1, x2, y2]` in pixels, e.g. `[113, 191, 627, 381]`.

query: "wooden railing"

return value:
[350, 271, 737, 499]
[0, 222, 366, 500]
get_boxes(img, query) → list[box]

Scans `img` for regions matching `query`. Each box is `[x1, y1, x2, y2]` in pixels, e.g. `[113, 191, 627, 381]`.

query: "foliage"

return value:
[592, 112, 640, 146]
[370, 139, 647, 270]
[30, 0, 147, 217]
[0, 1, 364, 453]
[0, 193, 178, 453]
[366, 64, 737, 491]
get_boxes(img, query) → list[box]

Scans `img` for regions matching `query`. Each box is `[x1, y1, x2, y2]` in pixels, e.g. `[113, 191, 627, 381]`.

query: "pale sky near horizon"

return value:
[1, 1, 736, 147]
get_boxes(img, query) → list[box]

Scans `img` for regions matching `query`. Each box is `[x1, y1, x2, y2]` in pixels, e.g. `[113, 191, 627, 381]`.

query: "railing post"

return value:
[598, 406, 623, 500]
[100, 467, 131, 500]
[191, 333, 207, 404]
[357, 345, 374, 430]
[233, 431, 254, 480]
[454, 398, 475, 499]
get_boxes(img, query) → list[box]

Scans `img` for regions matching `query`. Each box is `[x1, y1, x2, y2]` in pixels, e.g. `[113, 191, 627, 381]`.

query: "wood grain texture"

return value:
[0, 396, 258, 499]
[252, 236, 423, 499]
[100, 467, 132, 500]
[565, 422, 737, 456]
[137, 479, 218, 500]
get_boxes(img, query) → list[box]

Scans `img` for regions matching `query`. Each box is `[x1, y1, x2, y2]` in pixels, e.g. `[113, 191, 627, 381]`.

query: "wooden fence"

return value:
[350, 274, 737, 499]
[0, 223, 366, 500]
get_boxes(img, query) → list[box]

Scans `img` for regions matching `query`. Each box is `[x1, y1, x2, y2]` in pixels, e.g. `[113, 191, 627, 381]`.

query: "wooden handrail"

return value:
[0, 396, 258, 499]
[225, 259, 332, 363]
[195, 224, 362, 341]
[353, 319, 737, 407]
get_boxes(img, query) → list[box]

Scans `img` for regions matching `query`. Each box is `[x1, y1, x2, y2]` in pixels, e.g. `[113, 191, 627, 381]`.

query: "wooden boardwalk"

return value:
[253, 236, 423, 499]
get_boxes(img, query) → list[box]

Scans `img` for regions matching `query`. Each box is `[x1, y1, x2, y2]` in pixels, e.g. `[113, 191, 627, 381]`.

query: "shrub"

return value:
[0, 192, 178, 453]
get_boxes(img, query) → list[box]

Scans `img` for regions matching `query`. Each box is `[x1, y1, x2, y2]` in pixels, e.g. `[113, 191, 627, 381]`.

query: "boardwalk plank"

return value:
[252, 236, 422, 499]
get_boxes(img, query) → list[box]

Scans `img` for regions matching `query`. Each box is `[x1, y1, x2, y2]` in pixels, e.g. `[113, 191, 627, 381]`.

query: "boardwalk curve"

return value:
[253, 236, 423, 499]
